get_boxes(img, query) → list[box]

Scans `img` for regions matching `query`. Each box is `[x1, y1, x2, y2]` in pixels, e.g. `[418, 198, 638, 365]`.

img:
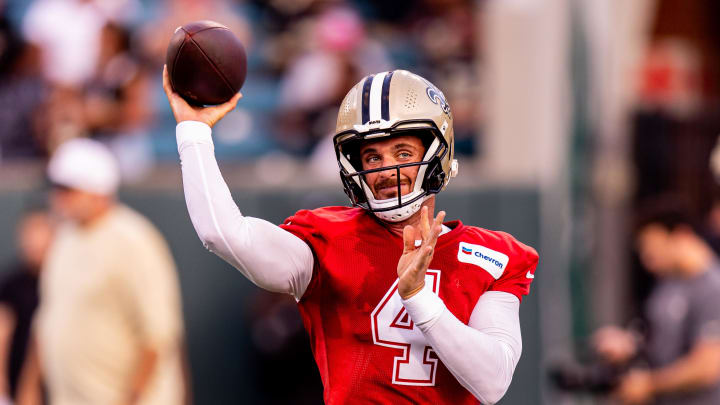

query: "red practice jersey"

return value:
[280, 206, 538, 404]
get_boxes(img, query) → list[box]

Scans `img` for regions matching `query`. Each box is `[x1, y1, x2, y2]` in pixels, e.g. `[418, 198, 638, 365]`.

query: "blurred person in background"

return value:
[84, 23, 152, 138]
[17, 139, 187, 405]
[409, 0, 475, 70]
[83, 22, 155, 181]
[21, 0, 140, 87]
[18, 0, 151, 168]
[23, 21, 155, 177]
[593, 200, 720, 405]
[32, 86, 89, 156]
[0, 1, 48, 161]
[0, 209, 54, 404]
[274, 5, 390, 155]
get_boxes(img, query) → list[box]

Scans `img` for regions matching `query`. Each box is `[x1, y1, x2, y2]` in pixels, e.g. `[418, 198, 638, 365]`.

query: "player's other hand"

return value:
[162, 65, 242, 128]
[397, 207, 446, 300]
[593, 326, 637, 365]
[614, 369, 654, 404]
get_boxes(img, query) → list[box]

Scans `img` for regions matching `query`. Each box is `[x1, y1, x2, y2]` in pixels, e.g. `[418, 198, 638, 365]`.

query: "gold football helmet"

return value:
[334, 70, 459, 222]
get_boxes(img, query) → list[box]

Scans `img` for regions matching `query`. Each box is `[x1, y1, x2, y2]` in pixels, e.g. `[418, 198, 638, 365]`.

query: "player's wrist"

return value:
[401, 283, 445, 329]
[399, 281, 425, 300]
[176, 121, 213, 151]
[177, 120, 212, 131]
[179, 114, 212, 127]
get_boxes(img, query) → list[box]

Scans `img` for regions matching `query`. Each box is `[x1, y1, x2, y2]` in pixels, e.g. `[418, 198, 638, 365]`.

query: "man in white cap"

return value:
[19, 138, 186, 405]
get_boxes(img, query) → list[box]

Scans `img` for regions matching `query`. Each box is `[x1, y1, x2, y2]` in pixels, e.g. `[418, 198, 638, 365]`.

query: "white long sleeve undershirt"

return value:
[176, 120, 313, 299]
[176, 121, 523, 404]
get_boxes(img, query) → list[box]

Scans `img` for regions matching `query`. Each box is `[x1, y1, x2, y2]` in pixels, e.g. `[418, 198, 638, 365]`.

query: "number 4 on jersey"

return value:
[371, 270, 441, 386]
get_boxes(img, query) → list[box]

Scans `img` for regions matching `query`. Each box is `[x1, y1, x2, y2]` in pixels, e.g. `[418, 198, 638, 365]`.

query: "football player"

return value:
[163, 67, 538, 404]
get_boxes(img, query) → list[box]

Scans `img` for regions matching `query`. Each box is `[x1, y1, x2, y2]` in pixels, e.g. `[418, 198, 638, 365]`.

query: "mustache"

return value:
[374, 178, 410, 190]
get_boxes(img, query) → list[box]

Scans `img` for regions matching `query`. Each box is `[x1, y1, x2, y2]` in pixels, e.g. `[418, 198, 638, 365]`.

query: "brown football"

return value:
[166, 20, 247, 105]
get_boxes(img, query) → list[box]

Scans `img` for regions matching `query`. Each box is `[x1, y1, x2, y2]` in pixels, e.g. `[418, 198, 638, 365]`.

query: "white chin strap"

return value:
[367, 192, 430, 222]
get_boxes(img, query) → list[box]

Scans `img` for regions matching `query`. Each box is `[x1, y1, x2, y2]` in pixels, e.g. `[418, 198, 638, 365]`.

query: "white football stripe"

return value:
[369, 72, 387, 121]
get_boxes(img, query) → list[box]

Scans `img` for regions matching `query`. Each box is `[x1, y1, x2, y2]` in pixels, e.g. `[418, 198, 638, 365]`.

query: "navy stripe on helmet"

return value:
[361, 74, 374, 124]
[381, 70, 395, 121]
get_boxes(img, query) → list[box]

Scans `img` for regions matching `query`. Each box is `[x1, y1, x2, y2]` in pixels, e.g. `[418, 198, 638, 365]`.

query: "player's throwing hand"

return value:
[397, 207, 446, 299]
[162, 65, 242, 128]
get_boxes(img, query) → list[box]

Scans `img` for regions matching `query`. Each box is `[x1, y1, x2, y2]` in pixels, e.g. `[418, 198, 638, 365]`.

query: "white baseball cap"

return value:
[47, 138, 120, 195]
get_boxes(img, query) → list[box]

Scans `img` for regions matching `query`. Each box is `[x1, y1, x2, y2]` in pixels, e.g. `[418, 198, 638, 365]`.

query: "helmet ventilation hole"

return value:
[338, 99, 351, 123]
[404, 89, 417, 110]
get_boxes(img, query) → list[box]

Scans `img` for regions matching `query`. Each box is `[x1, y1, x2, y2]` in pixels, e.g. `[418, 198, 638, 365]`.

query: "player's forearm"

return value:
[176, 120, 244, 253]
[402, 289, 521, 404]
[648, 340, 720, 395]
[176, 121, 313, 298]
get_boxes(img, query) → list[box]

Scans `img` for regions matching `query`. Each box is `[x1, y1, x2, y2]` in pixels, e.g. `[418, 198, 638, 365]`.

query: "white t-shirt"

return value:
[36, 205, 184, 405]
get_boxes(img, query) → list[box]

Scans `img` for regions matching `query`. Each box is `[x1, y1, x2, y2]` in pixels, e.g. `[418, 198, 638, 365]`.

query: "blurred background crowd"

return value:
[0, 0, 479, 176]
[2, 0, 720, 404]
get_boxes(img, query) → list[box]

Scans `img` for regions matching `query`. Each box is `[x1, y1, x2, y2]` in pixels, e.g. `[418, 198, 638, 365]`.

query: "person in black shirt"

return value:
[0, 209, 54, 403]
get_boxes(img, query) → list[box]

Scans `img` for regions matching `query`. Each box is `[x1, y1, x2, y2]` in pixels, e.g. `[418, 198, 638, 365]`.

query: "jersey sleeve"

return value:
[279, 210, 325, 300]
[490, 236, 538, 302]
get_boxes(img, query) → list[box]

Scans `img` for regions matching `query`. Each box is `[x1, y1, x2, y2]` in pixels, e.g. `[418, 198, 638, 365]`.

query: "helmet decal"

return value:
[425, 85, 451, 116]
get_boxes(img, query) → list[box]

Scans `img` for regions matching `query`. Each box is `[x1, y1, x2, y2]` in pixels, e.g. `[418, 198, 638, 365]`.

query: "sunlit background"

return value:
[1, 0, 719, 403]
